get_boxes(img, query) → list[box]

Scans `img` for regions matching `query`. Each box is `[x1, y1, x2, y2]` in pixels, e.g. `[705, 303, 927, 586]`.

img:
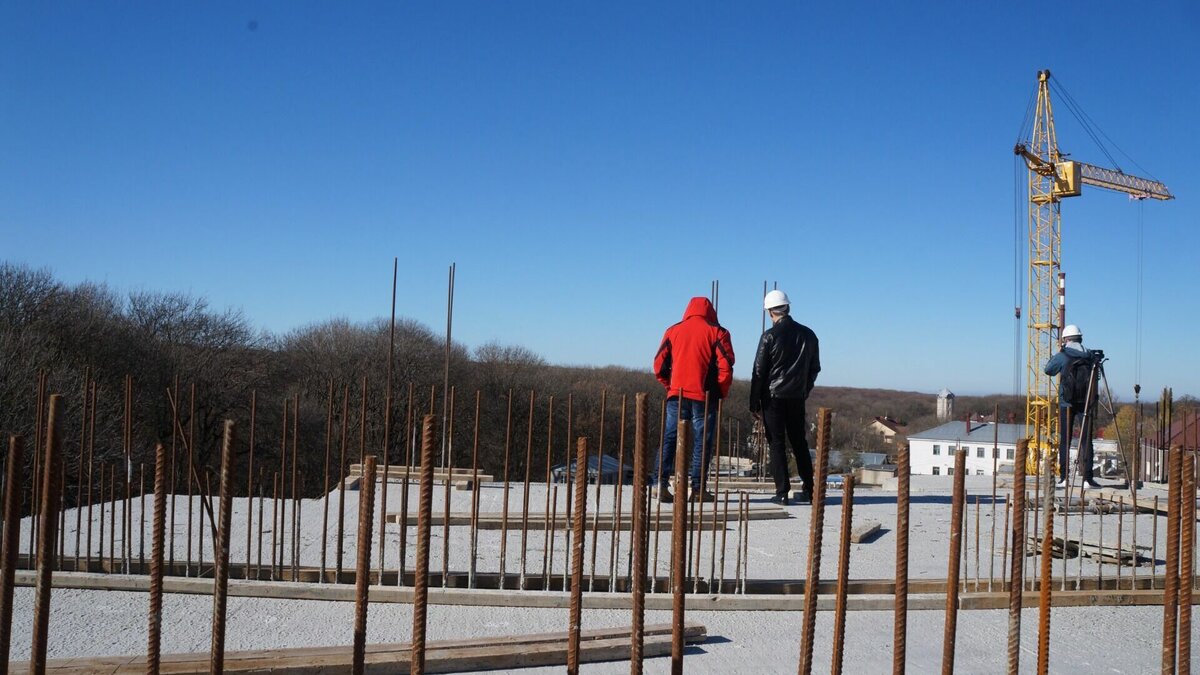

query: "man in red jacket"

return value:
[652, 296, 735, 503]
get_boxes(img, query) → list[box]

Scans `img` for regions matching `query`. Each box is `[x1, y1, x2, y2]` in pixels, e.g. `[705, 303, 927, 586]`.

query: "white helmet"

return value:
[1061, 324, 1082, 340]
[764, 289, 790, 310]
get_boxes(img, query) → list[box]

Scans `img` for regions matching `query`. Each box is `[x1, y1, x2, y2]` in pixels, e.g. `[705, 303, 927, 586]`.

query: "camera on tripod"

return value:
[1089, 348, 1105, 364]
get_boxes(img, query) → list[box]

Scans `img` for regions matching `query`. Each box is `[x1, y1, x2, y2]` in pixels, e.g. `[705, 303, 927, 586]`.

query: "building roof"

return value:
[937, 387, 954, 398]
[907, 421, 1024, 445]
[871, 416, 908, 434]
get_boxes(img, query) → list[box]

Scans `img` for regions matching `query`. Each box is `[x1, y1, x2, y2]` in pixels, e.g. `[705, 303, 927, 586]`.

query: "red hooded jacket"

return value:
[653, 297, 735, 401]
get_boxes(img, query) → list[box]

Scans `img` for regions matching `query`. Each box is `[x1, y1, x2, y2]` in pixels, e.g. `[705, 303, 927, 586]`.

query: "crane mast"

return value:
[1014, 69, 1173, 474]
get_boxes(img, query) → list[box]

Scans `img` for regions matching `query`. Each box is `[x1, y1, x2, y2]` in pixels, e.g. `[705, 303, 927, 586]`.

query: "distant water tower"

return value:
[937, 388, 955, 422]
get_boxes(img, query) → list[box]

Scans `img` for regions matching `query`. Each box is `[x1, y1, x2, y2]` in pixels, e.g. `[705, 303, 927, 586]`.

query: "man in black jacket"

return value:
[750, 290, 821, 505]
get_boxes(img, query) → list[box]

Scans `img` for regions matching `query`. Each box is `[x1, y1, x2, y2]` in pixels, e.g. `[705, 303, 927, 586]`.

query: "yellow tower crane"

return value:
[1014, 69, 1173, 474]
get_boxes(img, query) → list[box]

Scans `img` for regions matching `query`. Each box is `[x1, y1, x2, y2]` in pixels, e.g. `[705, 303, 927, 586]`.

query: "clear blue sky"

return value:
[3, 2, 1197, 399]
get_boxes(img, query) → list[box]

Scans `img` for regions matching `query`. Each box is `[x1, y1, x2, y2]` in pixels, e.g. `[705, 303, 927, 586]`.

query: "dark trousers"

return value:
[1058, 405, 1096, 480]
[763, 397, 813, 498]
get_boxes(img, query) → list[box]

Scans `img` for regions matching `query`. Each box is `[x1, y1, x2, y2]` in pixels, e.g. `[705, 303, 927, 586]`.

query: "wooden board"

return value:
[385, 504, 788, 531]
[19, 623, 707, 674]
[348, 464, 494, 483]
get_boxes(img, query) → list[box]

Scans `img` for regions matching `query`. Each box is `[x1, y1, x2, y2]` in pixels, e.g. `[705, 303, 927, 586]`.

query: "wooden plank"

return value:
[849, 521, 881, 543]
[386, 504, 789, 530]
[27, 623, 706, 674]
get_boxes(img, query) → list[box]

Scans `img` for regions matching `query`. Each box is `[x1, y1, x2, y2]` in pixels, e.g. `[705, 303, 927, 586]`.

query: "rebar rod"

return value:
[499, 390, 513, 590]
[247, 390, 257, 580]
[147, 443, 166, 673]
[1162, 444, 1183, 674]
[631, 393, 648, 675]
[30, 394, 62, 675]
[709, 400, 723, 587]
[73, 369, 89, 572]
[831, 474, 855, 675]
[652, 398, 666, 593]
[210, 421, 238, 673]
[611, 394, 626, 592]
[799, 407, 833, 675]
[399, 383, 415, 587]
[974, 497, 981, 593]
[29, 373, 45, 571]
[255, 469, 264, 579]
[567, 436, 589, 675]
[1179, 448, 1196, 673]
[941, 449, 967, 675]
[187, 383, 196, 578]
[991, 406, 999, 591]
[441, 388, 456, 588]
[320, 384, 331, 579]
[291, 396, 300, 582]
[139, 464, 146, 572]
[1007, 439, 1029, 675]
[543, 395, 555, 588]
[590, 390, 607, 592]
[168, 378, 177, 572]
[548, 485, 558, 588]
[380, 258, 398, 582]
[691, 396, 711, 593]
[85, 381, 96, 571]
[893, 443, 911, 675]
[520, 391, 535, 590]
[469, 391, 481, 589]
[1037, 454, 1054, 675]
[337, 386, 350, 579]
[352, 456, 377, 675]
[670, 406, 690, 675]
[0, 436, 24, 665]
[270, 472, 279, 579]
[412, 416, 437, 675]
[562, 394, 574, 590]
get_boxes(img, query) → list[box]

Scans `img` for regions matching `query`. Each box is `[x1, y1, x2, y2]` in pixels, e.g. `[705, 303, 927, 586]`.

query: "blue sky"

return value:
[2, 2, 1197, 398]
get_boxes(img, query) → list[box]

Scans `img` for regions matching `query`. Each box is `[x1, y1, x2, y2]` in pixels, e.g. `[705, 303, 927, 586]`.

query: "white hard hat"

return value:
[764, 289, 790, 310]
[1062, 324, 1082, 340]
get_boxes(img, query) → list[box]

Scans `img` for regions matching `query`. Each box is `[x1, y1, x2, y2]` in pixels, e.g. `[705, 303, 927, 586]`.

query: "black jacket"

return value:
[749, 315, 820, 412]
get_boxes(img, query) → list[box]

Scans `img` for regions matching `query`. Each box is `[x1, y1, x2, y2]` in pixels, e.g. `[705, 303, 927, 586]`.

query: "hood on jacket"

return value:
[682, 296, 718, 324]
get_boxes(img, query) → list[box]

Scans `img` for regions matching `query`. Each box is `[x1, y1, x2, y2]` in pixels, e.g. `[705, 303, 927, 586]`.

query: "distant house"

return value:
[907, 420, 1023, 476]
[866, 416, 908, 445]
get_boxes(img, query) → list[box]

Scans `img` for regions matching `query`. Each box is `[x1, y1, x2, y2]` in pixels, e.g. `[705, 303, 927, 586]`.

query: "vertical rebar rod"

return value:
[543, 396, 555, 588]
[337, 386, 350, 580]
[124, 376, 133, 573]
[167, 378, 177, 572]
[831, 474, 855, 675]
[352, 456, 377, 675]
[210, 421, 237, 673]
[320, 383, 331, 580]
[548, 485, 558, 588]
[499, 390, 513, 590]
[652, 398, 666, 593]
[187, 383, 196, 577]
[412, 416, 437, 675]
[290, 396, 300, 582]
[108, 465, 116, 568]
[469, 391, 481, 589]
[799, 407, 833, 675]
[256, 469, 264, 579]
[139, 464, 146, 571]
[708, 400, 723, 587]
[1002, 499, 1010, 590]
[29, 372, 45, 570]
[270, 472, 279, 579]
[380, 257, 398, 582]
[246, 390, 257, 580]
[441, 388, 456, 588]
[718, 490, 729, 593]
[691, 396, 712, 593]
[611, 395, 627, 591]
[631, 393, 648, 675]
[98, 464, 106, 571]
[941, 449, 967, 675]
[1063, 482, 1071, 592]
[147, 443, 166, 673]
[1162, 444, 1183, 675]
[1007, 439, 1029, 675]
[1178, 448, 1195, 673]
[73, 369, 89, 571]
[974, 496, 981, 592]
[563, 394, 574, 589]
[85, 381, 96, 571]
[0, 436, 24, 664]
[991, 406, 999, 591]
[30, 394, 62, 675]
[1153, 496, 1160, 591]
[568, 436, 589, 675]
[670, 407, 690, 675]
[893, 443, 911, 675]
[1118, 496, 1125, 588]
[440, 264, 455, 470]
[398, 383, 415, 587]
[519, 390, 535, 590]
[1036, 454, 1054, 675]
[590, 390, 607, 592]
[741, 491, 749, 594]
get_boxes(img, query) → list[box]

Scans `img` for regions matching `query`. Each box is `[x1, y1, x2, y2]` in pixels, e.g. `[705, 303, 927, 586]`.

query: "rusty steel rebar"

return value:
[85, 381, 96, 570]
[568, 436, 589, 675]
[893, 443, 911, 675]
[590, 390, 607, 592]
[187, 383, 196, 578]
[1002, 499, 1010, 590]
[1162, 444, 1183, 675]
[255, 468, 265, 579]
[519, 390, 535, 590]
[399, 382, 415, 587]
[412, 415, 437, 675]
[631, 393, 648, 675]
[0, 436, 23, 665]
[799, 407, 833, 675]
[73, 370, 89, 572]
[270, 472, 280, 579]
[30, 394, 63, 674]
[320, 384, 331, 579]
[718, 489, 729, 593]
[652, 398, 666, 593]
[337, 385, 350, 580]
[670, 406, 691, 675]
[499, 390, 513, 590]
[441, 388, 456, 588]
[1036, 454, 1054, 675]
[210, 421, 238, 673]
[831, 473, 855, 675]
[562, 394, 575, 589]
[542, 395, 555, 588]
[941, 449, 967, 675]
[352, 455, 378, 675]
[380, 258, 398, 581]
[1007, 439, 1029, 675]
[147, 442, 167, 673]
[1178, 448, 1195, 673]
[691, 396, 712, 594]
[469, 391, 482, 589]
[708, 400, 724, 589]
[741, 491, 749, 595]
[29, 373, 45, 570]
[290, 396, 300, 582]
[246, 390, 257, 580]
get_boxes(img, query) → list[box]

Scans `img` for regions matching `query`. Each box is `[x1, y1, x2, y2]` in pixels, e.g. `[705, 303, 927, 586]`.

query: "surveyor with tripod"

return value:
[1044, 324, 1104, 489]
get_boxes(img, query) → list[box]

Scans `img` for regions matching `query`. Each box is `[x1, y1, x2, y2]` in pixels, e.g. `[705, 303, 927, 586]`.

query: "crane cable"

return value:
[1012, 81, 1037, 398]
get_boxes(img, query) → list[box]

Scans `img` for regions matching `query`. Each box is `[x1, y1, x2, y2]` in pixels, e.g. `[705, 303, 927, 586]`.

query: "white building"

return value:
[907, 420, 1024, 476]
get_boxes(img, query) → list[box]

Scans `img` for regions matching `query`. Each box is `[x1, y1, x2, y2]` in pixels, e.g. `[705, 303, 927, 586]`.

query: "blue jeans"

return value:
[654, 397, 718, 490]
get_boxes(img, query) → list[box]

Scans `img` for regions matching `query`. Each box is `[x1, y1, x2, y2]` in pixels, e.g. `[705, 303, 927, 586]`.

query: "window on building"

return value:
[977, 447, 985, 458]
[947, 467, 954, 476]
[933, 444, 941, 456]
[1006, 447, 1015, 460]
[976, 469, 984, 475]
[932, 467, 941, 475]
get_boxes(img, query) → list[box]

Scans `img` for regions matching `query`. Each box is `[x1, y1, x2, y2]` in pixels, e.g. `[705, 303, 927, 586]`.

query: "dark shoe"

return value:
[793, 487, 813, 503]
[689, 489, 717, 503]
[1081, 478, 1102, 489]
[657, 486, 674, 503]
[769, 495, 790, 506]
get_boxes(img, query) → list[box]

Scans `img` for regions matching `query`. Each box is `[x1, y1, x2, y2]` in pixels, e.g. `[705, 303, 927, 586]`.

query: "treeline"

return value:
[3, 262, 1026, 509]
